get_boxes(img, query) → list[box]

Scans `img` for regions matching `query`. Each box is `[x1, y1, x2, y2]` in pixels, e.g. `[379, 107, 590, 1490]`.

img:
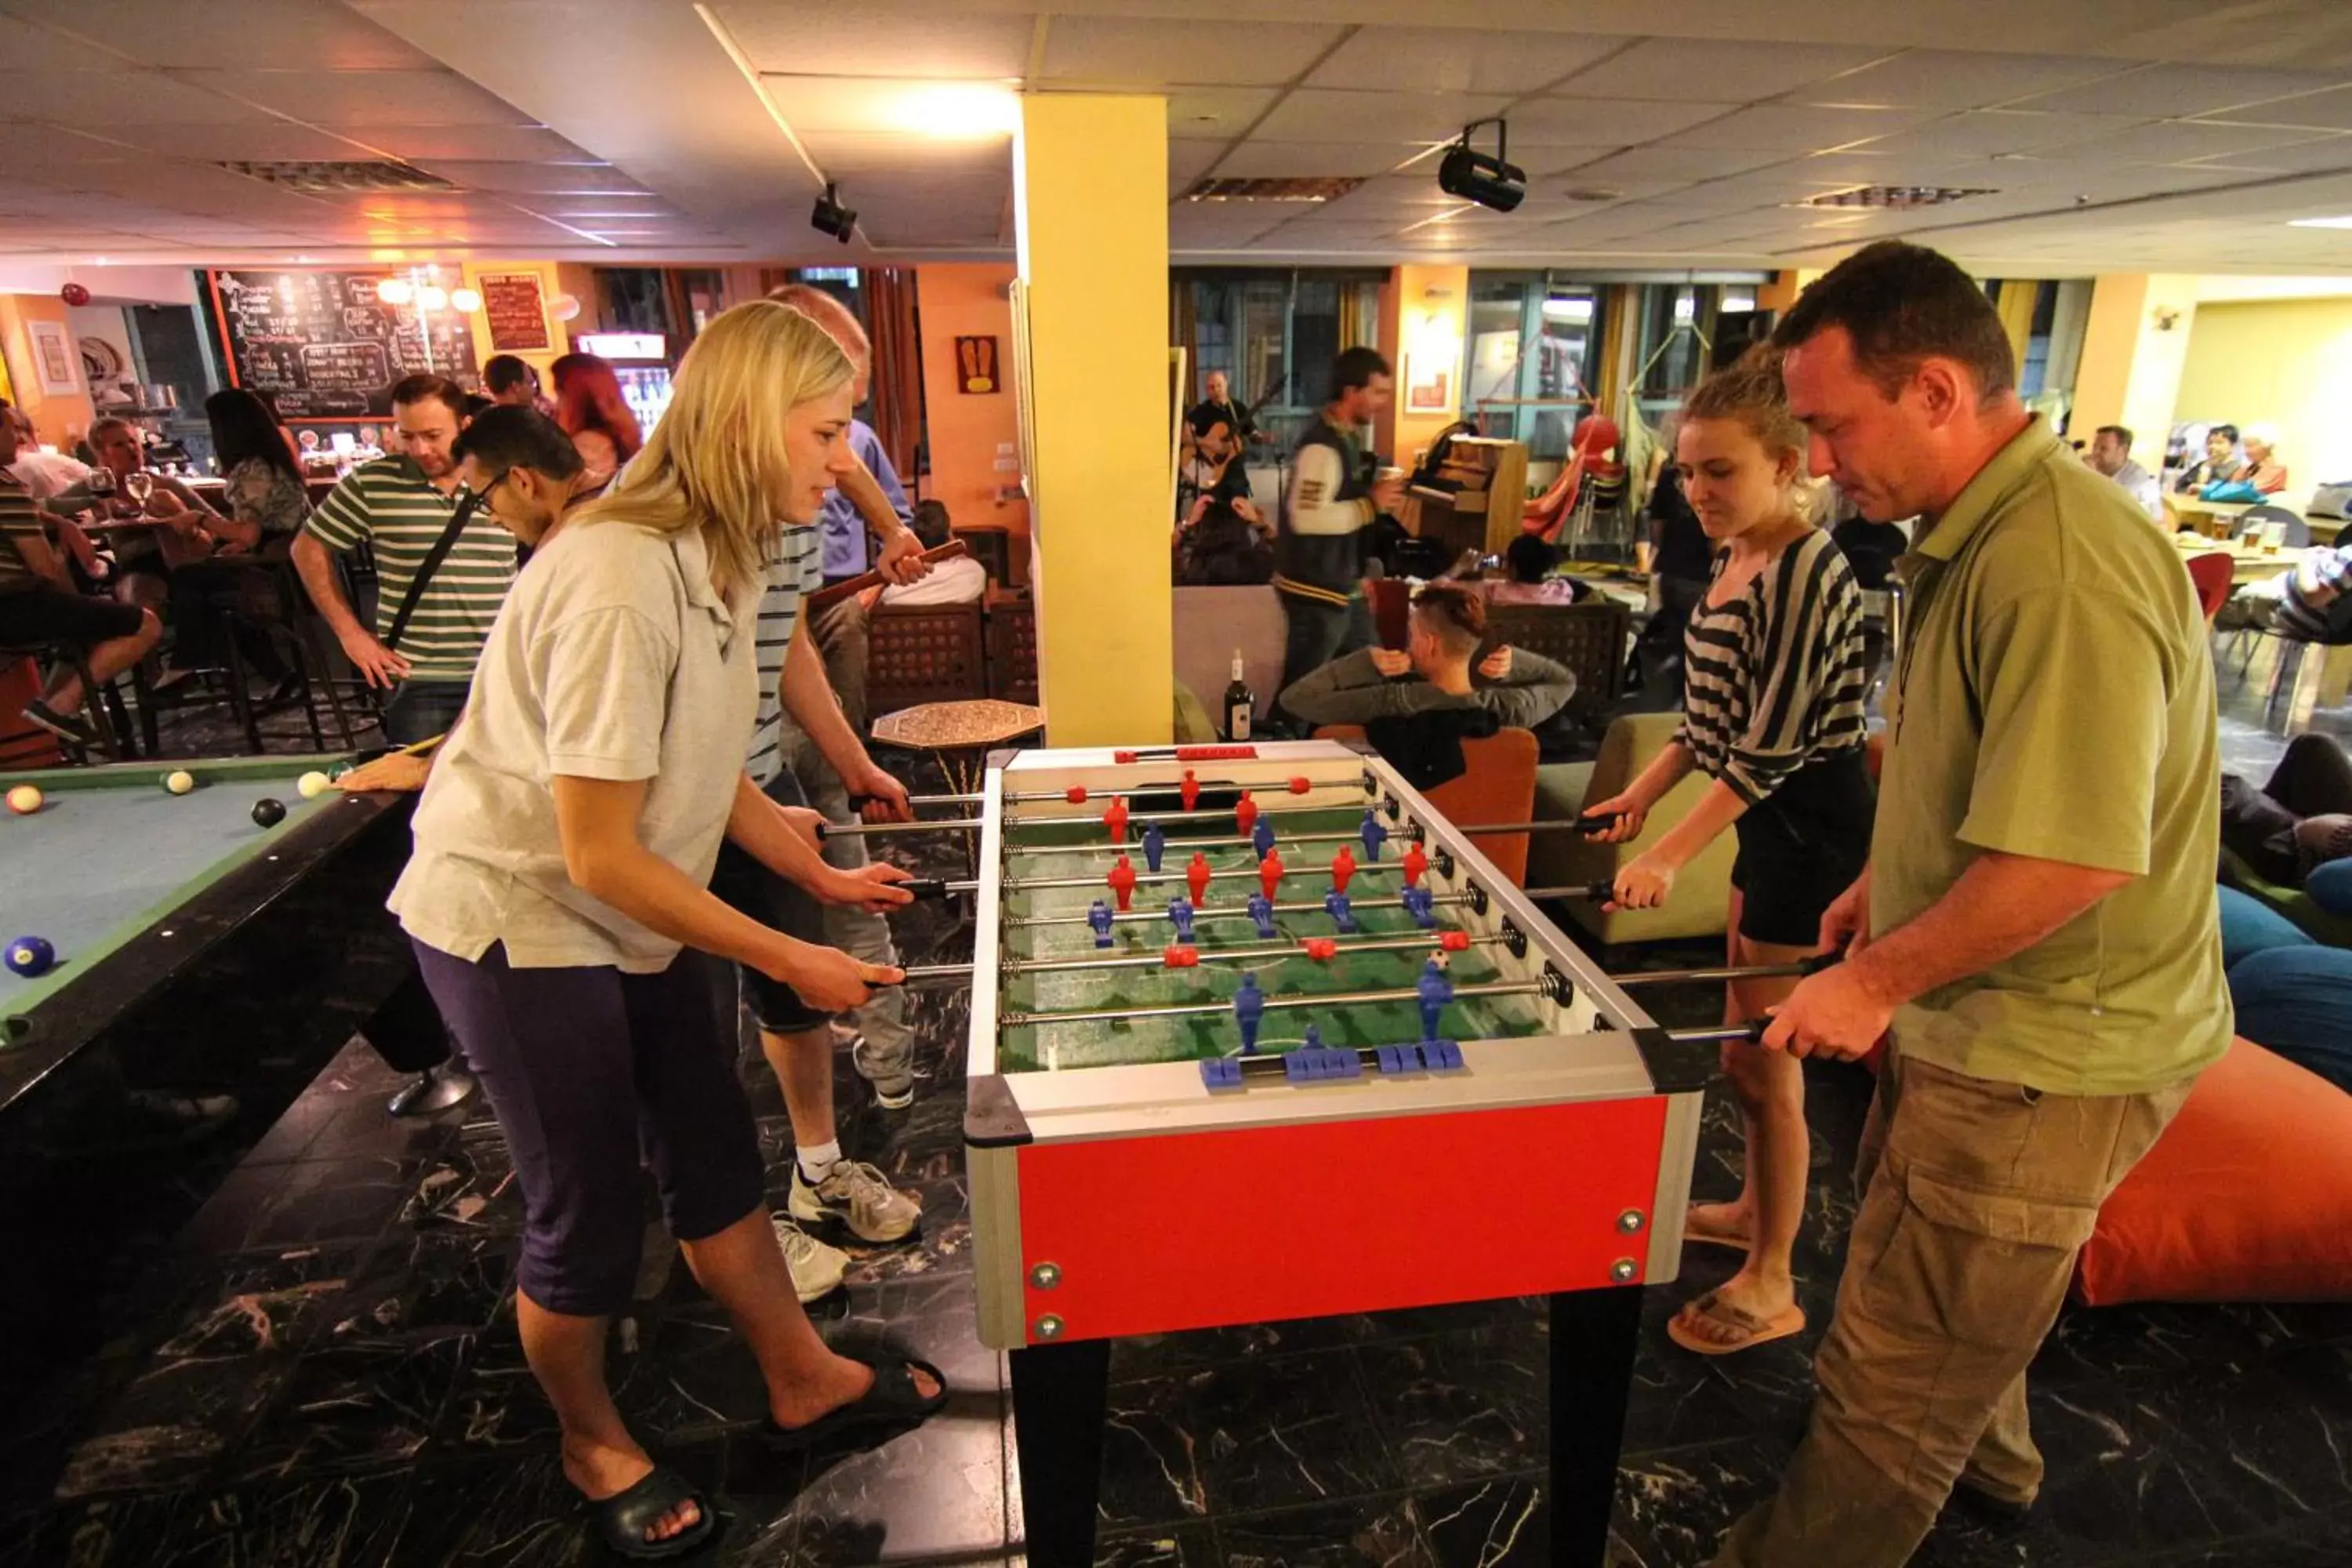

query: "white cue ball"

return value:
[5, 785, 41, 815]
[163, 770, 195, 795]
[296, 771, 331, 800]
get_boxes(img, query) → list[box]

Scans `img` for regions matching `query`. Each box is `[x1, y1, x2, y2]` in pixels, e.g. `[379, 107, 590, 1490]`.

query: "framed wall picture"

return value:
[27, 318, 81, 395]
[1404, 354, 1453, 413]
[956, 334, 1000, 394]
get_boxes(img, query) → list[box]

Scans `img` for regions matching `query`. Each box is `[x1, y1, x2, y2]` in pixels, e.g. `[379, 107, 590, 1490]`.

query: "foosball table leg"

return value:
[1008, 1337, 1113, 1567]
[1550, 1283, 1645, 1565]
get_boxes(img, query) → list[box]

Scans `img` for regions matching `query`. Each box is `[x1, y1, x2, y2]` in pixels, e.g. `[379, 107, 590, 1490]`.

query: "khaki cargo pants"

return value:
[1711, 1044, 2195, 1568]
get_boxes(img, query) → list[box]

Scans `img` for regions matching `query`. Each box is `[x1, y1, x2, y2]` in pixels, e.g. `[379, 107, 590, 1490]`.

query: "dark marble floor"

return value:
[4, 750, 2352, 1568]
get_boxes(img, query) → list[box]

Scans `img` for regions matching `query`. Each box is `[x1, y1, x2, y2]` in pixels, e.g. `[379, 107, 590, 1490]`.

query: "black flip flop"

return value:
[761, 1356, 949, 1449]
[584, 1465, 717, 1561]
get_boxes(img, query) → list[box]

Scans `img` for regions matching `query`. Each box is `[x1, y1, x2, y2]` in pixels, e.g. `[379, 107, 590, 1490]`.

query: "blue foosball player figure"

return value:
[1233, 972, 1265, 1054]
[1402, 886, 1437, 928]
[1167, 896, 1196, 944]
[1360, 809, 1388, 863]
[1323, 889, 1358, 935]
[1142, 822, 1167, 873]
[1247, 891, 1278, 938]
[1417, 956, 1454, 1044]
[1087, 899, 1114, 949]
[1252, 817, 1276, 858]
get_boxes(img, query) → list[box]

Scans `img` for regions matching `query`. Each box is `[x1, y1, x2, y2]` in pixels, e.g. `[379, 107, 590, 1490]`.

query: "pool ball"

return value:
[162, 770, 195, 795]
[5, 936, 54, 977]
[5, 785, 41, 815]
[296, 771, 331, 800]
[251, 797, 287, 828]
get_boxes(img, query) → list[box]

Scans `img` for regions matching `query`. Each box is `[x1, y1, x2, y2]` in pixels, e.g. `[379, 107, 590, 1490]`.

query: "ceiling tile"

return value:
[1211, 141, 1422, 179]
[1335, 173, 1488, 212]
[1306, 27, 1621, 96]
[792, 131, 1009, 176]
[709, 5, 1033, 79]
[1166, 88, 1281, 139]
[1556, 39, 1888, 102]
[1848, 110, 2147, 158]
[2041, 119, 2339, 164]
[1798, 49, 2132, 112]
[56, 0, 436, 71]
[1560, 146, 1796, 183]
[2185, 132, 2352, 173]
[97, 122, 378, 162]
[1168, 140, 1225, 188]
[1252, 89, 1512, 144]
[0, 13, 123, 72]
[2009, 64, 2352, 119]
[1659, 104, 1931, 153]
[2206, 85, 2352, 131]
[0, 68, 267, 125]
[1505, 97, 1737, 147]
[336, 126, 590, 163]
[0, 123, 137, 162]
[1040, 17, 1345, 87]
[762, 75, 1023, 139]
[412, 162, 652, 195]
[180, 69, 535, 127]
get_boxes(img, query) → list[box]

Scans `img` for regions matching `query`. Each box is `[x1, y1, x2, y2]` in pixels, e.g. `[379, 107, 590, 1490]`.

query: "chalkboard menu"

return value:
[205, 270, 479, 419]
[480, 272, 550, 352]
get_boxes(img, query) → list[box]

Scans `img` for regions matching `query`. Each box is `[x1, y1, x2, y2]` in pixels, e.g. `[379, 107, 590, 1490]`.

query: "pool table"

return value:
[0, 753, 418, 1410]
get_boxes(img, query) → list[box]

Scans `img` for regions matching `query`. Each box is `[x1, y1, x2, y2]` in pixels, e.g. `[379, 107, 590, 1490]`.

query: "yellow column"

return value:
[2074, 274, 2199, 472]
[1015, 93, 1171, 747]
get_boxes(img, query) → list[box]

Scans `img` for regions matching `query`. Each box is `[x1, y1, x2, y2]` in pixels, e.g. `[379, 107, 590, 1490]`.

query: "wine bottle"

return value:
[1223, 650, 1254, 742]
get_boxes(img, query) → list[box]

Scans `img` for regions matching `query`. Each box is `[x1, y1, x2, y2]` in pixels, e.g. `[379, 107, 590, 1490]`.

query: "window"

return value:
[1176, 269, 1385, 452]
[1464, 272, 1606, 460]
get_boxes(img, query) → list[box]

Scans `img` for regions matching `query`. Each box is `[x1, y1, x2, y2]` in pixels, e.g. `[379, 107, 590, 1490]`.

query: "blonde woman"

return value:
[1584, 352, 1873, 1358]
[390, 302, 942, 1559]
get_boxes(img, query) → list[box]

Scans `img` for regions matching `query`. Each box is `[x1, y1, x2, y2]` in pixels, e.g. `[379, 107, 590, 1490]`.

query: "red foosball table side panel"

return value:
[1011, 1094, 1670, 1345]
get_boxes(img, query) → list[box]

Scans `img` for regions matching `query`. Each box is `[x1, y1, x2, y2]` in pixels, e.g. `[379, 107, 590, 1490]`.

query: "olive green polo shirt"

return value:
[1876, 416, 2231, 1096]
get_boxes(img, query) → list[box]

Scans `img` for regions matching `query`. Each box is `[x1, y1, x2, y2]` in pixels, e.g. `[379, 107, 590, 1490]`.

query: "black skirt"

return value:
[1729, 747, 1875, 948]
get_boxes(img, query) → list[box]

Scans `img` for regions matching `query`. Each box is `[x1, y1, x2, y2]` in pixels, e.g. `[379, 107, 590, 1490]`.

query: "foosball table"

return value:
[870, 739, 1755, 1566]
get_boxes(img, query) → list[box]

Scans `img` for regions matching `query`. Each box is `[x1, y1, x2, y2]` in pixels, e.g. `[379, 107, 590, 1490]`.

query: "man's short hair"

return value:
[452, 405, 584, 483]
[1332, 346, 1392, 395]
[1410, 579, 1486, 658]
[483, 354, 535, 394]
[390, 373, 471, 420]
[1772, 241, 2016, 404]
[2096, 424, 2134, 450]
[765, 282, 869, 354]
[909, 497, 953, 549]
[2210, 422, 2240, 444]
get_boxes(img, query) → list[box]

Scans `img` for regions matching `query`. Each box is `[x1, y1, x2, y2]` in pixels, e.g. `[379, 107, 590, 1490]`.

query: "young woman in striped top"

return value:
[1585, 351, 1874, 1357]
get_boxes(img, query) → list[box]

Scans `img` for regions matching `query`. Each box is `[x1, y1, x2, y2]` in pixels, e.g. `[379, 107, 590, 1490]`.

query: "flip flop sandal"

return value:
[1665, 1290, 1806, 1357]
[762, 1355, 950, 1449]
[1682, 1207, 1754, 1253]
[583, 1465, 717, 1561]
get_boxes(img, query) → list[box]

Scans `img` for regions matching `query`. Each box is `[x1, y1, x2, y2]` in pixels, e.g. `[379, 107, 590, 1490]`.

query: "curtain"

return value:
[1995, 280, 2039, 379]
[1171, 279, 1199, 398]
[862, 267, 925, 485]
[1338, 281, 1374, 354]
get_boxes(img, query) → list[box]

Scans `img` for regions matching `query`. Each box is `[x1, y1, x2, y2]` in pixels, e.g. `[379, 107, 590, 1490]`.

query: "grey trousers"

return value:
[782, 716, 914, 1097]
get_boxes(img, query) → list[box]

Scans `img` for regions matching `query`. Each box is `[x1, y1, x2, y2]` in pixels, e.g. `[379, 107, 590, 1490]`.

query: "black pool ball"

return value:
[6, 936, 55, 977]
[251, 797, 287, 828]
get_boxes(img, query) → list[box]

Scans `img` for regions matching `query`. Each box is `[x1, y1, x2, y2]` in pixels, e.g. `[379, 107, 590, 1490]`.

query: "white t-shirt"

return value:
[9, 449, 90, 501]
[877, 554, 988, 608]
[390, 517, 763, 971]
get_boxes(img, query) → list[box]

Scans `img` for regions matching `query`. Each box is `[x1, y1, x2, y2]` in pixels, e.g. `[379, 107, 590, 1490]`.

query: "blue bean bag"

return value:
[2218, 884, 2316, 971]
[2228, 946, 2352, 1094]
[2303, 858, 2352, 917]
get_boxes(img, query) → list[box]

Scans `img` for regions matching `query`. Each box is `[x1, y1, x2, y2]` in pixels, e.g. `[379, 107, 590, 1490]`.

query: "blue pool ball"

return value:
[6, 936, 56, 977]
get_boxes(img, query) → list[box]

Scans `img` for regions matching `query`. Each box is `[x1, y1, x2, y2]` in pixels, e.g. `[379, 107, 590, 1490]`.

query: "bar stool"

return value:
[0, 640, 125, 764]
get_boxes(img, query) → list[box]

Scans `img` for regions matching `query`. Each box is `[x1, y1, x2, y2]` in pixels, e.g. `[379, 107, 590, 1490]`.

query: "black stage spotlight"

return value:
[1437, 119, 1526, 214]
[811, 181, 857, 244]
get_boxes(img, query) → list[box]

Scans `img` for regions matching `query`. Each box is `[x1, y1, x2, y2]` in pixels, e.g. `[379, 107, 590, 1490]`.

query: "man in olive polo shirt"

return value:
[293, 373, 510, 747]
[1711, 242, 2230, 1568]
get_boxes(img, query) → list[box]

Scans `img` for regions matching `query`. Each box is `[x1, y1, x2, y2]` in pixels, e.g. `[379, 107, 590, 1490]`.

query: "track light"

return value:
[811, 182, 857, 245]
[1437, 119, 1526, 214]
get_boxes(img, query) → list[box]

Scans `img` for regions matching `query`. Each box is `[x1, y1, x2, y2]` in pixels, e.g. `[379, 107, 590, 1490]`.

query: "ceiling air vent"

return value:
[213, 160, 456, 194]
[1185, 176, 1366, 204]
[1795, 185, 1997, 210]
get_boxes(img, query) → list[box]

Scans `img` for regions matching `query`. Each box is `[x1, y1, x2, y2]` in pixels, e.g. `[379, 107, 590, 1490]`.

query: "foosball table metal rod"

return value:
[819, 816, 983, 837]
[1004, 862, 1425, 894]
[898, 929, 1494, 983]
[904, 775, 1329, 811]
[1008, 890, 1474, 931]
[1008, 826, 1370, 858]
[1610, 960, 1816, 989]
[1001, 978, 1549, 1029]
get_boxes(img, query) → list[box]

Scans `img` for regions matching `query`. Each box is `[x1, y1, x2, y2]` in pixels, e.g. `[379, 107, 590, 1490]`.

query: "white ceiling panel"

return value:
[0, 68, 269, 125]
[1168, 140, 1225, 189]
[44, 0, 437, 71]
[1850, 111, 2147, 159]
[0, 123, 135, 162]
[1211, 141, 1422, 179]
[2206, 85, 2352, 132]
[1556, 39, 1889, 102]
[1335, 173, 1493, 212]
[1658, 104, 1930, 153]
[1164, 88, 1282, 137]
[1306, 28, 1621, 96]
[1561, 145, 1798, 183]
[2041, 119, 2339, 165]
[1796, 49, 2130, 112]
[180, 69, 535, 127]
[1504, 97, 1737, 147]
[793, 131, 1009, 177]
[0, 13, 122, 72]
[710, 4, 1034, 79]
[96, 122, 376, 162]
[2186, 134, 2352, 173]
[411, 161, 652, 195]
[2009, 64, 2352, 120]
[1040, 17, 1345, 87]
[1252, 89, 1513, 144]
[339, 125, 590, 163]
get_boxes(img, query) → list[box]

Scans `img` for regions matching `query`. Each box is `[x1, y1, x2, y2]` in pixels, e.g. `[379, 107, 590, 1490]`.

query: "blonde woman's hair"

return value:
[569, 299, 854, 590]
[1681, 345, 1807, 467]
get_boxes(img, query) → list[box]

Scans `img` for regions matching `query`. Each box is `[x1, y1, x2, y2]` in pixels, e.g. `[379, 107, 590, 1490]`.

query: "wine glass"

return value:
[123, 470, 154, 513]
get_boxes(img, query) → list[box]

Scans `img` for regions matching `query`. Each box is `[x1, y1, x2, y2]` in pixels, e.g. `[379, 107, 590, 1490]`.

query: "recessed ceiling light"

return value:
[2288, 215, 2352, 229]
[892, 82, 1019, 138]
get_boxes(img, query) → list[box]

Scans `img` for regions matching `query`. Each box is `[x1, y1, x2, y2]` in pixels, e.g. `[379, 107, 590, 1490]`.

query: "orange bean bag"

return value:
[2074, 1038, 2352, 1306]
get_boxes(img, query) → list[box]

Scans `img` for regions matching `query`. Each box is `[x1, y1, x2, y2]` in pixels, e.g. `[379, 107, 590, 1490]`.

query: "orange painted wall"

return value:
[0, 292, 96, 446]
[915, 263, 1028, 535]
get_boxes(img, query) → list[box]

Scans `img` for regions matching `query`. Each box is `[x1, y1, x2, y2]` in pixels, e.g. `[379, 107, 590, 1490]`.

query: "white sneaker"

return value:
[789, 1159, 921, 1243]
[771, 1213, 849, 1302]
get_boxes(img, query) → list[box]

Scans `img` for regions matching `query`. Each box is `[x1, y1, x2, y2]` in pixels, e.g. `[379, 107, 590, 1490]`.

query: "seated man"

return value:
[1177, 416, 1262, 532]
[0, 415, 160, 746]
[2220, 732, 2352, 912]
[1277, 580, 1573, 786]
[2083, 423, 2165, 521]
[866, 501, 985, 608]
[2, 404, 90, 502]
[2213, 535, 2352, 639]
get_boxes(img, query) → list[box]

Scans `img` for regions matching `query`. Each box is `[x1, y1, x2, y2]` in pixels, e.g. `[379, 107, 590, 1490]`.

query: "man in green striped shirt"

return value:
[293, 374, 513, 746]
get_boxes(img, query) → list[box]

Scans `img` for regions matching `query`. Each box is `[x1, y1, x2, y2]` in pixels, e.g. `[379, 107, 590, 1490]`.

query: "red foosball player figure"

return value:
[1180, 770, 1200, 812]
[1401, 840, 1429, 889]
[1234, 793, 1259, 838]
[1186, 851, 1213, 906]
[1258, 849, 1284, 903]
[1108, 853, 1138, 912]
[1104, 796, 1130, 844]
[1330, 845, 1357, 895]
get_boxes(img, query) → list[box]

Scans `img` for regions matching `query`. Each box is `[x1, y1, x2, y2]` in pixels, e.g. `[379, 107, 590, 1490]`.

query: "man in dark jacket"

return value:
[1273, 347, 1404, 709]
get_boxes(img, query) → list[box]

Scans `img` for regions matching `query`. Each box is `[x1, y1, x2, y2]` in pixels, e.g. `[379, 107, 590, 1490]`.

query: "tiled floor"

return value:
[5, 681, 2352, 1565]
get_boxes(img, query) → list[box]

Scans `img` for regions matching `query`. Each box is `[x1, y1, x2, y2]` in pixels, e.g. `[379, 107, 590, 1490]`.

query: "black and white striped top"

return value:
[1675, 529, 1871, 804]
[745, 524, 826, 786]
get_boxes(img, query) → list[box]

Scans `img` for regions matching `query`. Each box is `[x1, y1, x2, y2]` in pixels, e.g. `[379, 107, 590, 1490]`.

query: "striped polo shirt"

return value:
[1675, 528, 1871, 804]
[0, 476, 45, 594]
[745, 523, 826, 786]
[304, 456, 514, 682]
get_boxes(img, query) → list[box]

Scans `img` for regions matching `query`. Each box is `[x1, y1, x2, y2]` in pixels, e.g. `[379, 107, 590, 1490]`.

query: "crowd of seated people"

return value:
[2173, 420, 2288, 499]
[2216, 732, 2352, 1094]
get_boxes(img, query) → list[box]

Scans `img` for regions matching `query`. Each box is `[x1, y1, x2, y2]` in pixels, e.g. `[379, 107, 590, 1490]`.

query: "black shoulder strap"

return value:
[383, 491, 481, 653]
